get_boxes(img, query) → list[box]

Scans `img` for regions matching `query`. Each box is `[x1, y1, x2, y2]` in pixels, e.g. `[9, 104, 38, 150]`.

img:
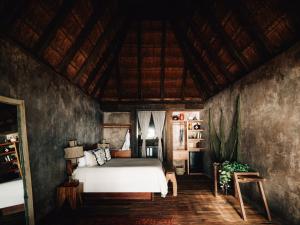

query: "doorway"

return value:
[0, 96, 35, 225]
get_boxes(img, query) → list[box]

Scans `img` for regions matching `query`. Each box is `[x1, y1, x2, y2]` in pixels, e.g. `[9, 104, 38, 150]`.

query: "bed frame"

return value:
[80, 146, 153, 201]
[83, 192, 154, 201]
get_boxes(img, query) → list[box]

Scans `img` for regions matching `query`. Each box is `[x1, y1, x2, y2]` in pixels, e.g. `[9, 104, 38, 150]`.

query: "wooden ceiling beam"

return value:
[84, 21, 125, 92]
[188, 20, 232, 83]
[175, 22, 221, 92]
[58, 2, 105, 73]
[279, 0, 300, 37]
[115, 57, 122, 100]
[227, 0, 272, 58]
[181, 63, 187, 100]
[91, 24, 128, 98]
[171, 22, 211, 99]
[72, 16, 121, 84]
[200, 1, 249, 72]
[160, 20, 166, 99]
[0, 0, 26, 32]
[33, 0, 76, 56]
[137, 21, 142, 99]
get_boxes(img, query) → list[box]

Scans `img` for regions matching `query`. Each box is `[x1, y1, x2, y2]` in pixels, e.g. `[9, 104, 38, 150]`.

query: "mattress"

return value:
[0, 179, 24, 209]
[73, 158, 168, 197]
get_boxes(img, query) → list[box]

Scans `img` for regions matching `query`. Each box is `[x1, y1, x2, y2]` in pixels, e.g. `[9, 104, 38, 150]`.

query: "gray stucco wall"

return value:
[0, 39, 102, 221]
[203, 43, 300, 225]
[103, 112, 130, 149]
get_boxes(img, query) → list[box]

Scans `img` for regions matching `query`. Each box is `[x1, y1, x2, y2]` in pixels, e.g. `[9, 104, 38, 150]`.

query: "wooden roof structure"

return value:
[1, 0, 299, 105]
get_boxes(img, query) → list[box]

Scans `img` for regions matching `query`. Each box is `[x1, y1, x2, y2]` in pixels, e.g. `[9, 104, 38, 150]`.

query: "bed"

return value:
[0, 179, 24, 214]
[73, 158, 168, 199]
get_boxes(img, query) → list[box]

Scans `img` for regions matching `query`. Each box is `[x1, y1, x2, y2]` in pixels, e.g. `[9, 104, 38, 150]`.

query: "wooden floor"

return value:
[41, 175, 278, 225]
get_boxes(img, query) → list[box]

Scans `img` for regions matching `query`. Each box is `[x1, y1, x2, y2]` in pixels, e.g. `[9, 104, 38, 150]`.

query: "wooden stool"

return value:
[57, 182, 83, 210]
[233, 172, 271, 222]
[166, 171, 177, 196]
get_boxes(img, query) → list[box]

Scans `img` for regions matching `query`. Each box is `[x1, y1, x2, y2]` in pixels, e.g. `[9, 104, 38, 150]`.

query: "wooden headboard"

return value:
[110, 149, 131, 158]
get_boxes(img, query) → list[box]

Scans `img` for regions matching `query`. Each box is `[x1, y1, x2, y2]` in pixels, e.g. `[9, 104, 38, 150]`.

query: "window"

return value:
[147, 126, 155, 139]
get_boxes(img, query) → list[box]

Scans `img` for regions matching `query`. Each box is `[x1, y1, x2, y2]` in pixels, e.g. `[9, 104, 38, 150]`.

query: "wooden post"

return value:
[257, 181, 272, 221]
[213, 162, 219, 197]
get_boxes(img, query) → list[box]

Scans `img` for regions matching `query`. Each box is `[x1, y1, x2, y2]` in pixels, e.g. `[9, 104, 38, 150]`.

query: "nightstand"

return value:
[57, 181, 83, 210]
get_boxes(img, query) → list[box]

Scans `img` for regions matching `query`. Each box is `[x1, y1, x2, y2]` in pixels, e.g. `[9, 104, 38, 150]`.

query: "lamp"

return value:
[64, 145, 83, 183]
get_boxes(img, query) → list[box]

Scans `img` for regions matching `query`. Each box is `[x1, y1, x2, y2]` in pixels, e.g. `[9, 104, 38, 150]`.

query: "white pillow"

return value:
[93, 149, 106, 166]
[84, 150, 98, 167]
[104, 148, 111, 161]
[77, 156, 86, 167]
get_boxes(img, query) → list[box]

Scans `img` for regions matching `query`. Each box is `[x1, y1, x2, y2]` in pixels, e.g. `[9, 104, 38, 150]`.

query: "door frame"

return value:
[0, 96, 35, 225]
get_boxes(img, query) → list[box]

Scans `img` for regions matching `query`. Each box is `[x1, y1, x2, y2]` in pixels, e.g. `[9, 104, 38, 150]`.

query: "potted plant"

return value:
[209, 96, 244, 195]
[219, 161, 250, 194]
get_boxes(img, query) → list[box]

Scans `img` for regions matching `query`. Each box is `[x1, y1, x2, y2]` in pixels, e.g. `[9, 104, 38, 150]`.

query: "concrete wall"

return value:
[103, 112, 130, 149]
[202, 43, 300, 225]
[0, 39, 102, 220]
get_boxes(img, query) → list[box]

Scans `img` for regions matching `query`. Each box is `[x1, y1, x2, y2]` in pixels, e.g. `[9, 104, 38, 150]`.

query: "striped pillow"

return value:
[104, 148, 111, 161]
[93, 149, 106, 166]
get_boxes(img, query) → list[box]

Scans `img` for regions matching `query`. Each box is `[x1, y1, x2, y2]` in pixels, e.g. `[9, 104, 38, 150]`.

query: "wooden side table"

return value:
[57, 182, 83, 210]
[233, 172, 271, 222]
[166, 171, 177, 196]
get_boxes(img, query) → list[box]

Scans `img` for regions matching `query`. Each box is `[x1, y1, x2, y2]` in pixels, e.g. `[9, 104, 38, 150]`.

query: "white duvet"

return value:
[73, 158, 168, 197]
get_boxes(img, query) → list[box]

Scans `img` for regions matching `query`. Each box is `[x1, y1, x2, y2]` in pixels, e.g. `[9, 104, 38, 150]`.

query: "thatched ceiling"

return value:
[1, 0, 299, 105]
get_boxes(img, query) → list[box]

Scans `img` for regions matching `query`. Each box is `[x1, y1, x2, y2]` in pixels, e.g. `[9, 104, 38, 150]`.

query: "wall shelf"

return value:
[171, 111, 205, 175]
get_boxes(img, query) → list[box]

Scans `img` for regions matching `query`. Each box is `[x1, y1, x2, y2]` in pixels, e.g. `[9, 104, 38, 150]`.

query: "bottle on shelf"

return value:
[194, 123, 201, 130]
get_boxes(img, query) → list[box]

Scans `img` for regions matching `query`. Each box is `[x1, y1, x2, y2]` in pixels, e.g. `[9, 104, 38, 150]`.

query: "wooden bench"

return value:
[165, 170, 177, 197]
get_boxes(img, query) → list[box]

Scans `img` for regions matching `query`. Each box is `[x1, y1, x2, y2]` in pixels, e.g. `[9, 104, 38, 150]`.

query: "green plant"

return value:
[219, 161, 250, 193]
[209, 95, 241, 162]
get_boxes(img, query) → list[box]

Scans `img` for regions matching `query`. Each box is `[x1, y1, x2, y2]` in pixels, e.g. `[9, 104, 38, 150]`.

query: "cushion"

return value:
[84, 150, 98, 167]
[77, 156, 86, 167]
[93, 149, 106, 166]
[104, 148, 111, 161]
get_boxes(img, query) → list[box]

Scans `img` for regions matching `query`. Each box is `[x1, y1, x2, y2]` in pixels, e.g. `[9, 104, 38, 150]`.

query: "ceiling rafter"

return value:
[279, 0, 300, 37]
[176, 21, 221, 92]
[91, 23, 129, 98]
[188, 19, 232, 83]
[72, 16, 122, 84]
[199, 1, 250, 72]
[84, 22, 125, 91]
[115, 57, 122, 100]
[33, 0, 76, 56]
[137, 21, 142, 99]
[181, 62, 187, 100]
[1, 0, 26, 32]
[171, 22, 211, 99]
[58, 1, 105, 73]
[160, 20, 166, 99]
[227, 0, 272, 59]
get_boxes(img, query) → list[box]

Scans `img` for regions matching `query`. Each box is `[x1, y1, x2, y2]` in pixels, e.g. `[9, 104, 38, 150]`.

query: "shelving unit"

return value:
[171, 111, 205, 175]
[0, 142, 22, 183]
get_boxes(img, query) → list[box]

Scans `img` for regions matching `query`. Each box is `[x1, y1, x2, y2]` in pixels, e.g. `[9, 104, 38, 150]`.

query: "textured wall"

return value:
[202, 43, 300, 225]
[0, 39, 102, 220]
[103, 112, 130, 149]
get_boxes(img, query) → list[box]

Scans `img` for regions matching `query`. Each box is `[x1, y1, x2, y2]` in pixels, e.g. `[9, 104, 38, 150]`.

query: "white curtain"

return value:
[138, 111, 152, 157]
[152, 111, 166, 161]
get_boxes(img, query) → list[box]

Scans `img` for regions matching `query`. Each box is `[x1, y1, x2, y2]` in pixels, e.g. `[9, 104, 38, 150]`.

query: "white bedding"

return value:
[73, 158, 168, 197]
[0, 179, 24, 209]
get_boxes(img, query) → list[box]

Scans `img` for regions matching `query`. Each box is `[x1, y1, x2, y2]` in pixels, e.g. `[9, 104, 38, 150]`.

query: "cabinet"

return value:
[0, 142, 22, 183]
[171, 111, 205, 175]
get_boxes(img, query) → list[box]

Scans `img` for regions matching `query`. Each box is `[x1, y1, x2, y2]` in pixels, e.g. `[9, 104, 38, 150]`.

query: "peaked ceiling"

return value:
[1, 0, 299, 105]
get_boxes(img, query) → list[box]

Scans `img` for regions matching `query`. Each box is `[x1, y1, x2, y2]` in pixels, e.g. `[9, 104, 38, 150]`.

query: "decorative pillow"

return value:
[93, 149, 106, 166]
[104, 147, 111, 161]
[84, 150, 98, 167]
[77, 156, 86, 167]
